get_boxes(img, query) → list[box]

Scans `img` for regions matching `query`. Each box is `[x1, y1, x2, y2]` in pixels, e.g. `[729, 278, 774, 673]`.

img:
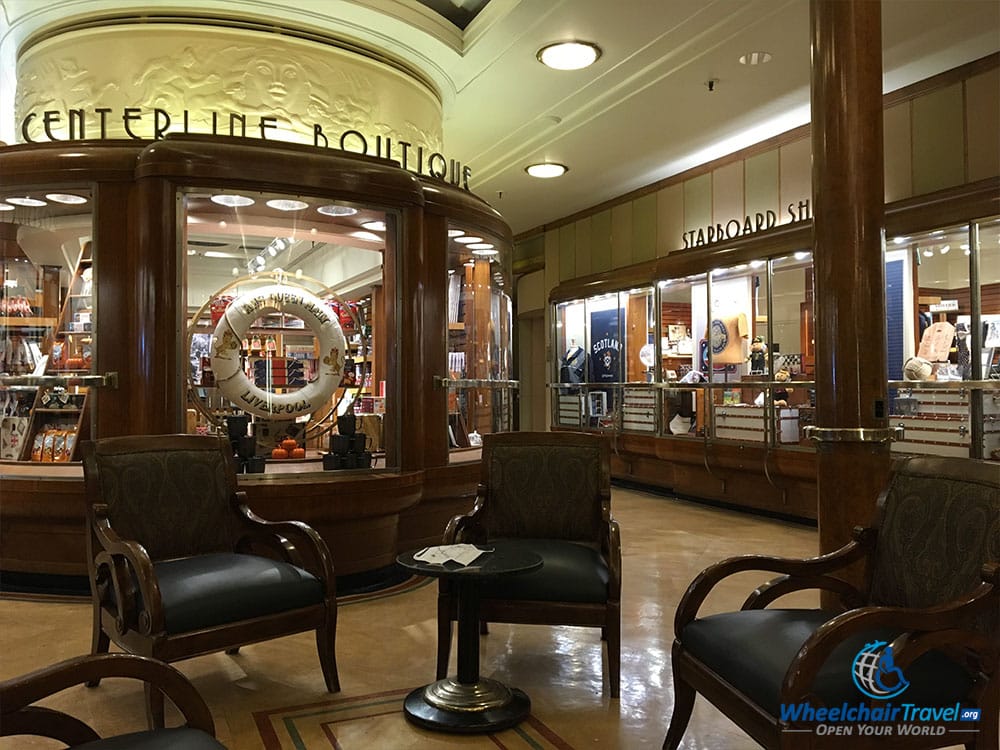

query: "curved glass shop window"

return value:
[446, 224, 514, 456]
[0, 189, 94, 462]
[182, 189, 394, 472]
[888, 217, 1000, 459]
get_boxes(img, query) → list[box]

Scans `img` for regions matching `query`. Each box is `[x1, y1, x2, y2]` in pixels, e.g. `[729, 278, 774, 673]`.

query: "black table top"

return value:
[396, 541, 542, 580]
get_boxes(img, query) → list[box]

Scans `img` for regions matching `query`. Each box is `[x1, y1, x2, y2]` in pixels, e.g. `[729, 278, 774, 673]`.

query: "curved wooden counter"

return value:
[0, 465, 479, 577]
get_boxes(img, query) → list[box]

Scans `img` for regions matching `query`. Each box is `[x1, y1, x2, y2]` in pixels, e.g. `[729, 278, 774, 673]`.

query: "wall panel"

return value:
[966, 68, 1000, 183]
[632, 193, 657, 264]
[611, 202, 633, 269]
[744, 151, 779, 223]
[883, 101, 913, 202]
[656, 183, 684, 256]
[912, 83, 965, 194]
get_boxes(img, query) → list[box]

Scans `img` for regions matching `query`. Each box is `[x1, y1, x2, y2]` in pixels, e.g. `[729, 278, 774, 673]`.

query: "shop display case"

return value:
[0, 137, 514, 581]
[548, 206, 1000, 520]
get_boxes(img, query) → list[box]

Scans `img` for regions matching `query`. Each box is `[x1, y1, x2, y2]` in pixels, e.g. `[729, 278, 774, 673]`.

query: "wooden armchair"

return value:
[1, 653, 226, 748]
[436, 431, 622, 697]
[83, 434, 340, 726]
[664, 456, 999, 750]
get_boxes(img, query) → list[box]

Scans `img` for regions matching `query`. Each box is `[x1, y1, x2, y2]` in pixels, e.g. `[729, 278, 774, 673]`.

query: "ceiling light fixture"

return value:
[467, 243, 495, 250]
[317, 204, 358, 216]
[454, 236, 484, 244]
[537, 41, 602, 70]
[45, 193, 88, 204]
[266, 199, 308, 212]
[6, 196, 47, 207]
[211, 194, 254, 207]
[738, 51, 772, 65]
[472, 248, 499, 257]
[525, 162, 568, 178]
[0, 203, 14, 211]
[939, 244, 950, 254]
[448, 229, 465, 238]
[361, 220, 387, 232]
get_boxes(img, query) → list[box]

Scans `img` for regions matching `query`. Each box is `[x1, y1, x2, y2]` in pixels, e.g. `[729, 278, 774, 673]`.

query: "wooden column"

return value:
[810, 0, 892, 567]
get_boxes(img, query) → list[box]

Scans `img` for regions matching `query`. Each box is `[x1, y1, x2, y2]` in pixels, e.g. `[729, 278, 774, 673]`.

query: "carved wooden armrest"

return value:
[443, 489, 487, 544]
[90, 508, 164, 635]
[674, 527, 874, 636]
[0, 653, 214, 744]
[782, 565, 999, 705]
[235, 499, 335, 594]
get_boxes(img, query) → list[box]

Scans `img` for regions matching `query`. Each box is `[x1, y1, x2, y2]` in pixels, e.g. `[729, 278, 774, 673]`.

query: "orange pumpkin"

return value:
[271, 447, 288, 460]
[291, 447, 306, 459]
[280, 438, 298, 452]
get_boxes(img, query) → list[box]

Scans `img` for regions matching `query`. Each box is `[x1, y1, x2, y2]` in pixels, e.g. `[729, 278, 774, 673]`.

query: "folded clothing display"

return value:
[252, 358, 306, 387]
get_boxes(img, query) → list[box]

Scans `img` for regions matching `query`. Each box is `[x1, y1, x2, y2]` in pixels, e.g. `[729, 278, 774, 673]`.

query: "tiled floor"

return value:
[0, 486, 826, 748]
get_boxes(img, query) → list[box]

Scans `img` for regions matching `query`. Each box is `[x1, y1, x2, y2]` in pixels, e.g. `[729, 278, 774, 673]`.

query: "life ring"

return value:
[210, 284, 346, 419]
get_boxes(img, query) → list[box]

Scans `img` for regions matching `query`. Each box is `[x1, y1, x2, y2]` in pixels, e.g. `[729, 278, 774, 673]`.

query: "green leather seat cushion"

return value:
[152, 553, 324, 634]
[477, 538, 609, 603]
[683, 609, 974, 716]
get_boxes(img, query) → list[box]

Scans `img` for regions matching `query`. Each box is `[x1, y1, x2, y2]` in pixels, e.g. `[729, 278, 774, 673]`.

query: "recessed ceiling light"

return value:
[0, 203, 14, 211]
[468, 243, 495, 250]
[6, 196, 47, 207]
[448, 229, 465, 238]
[266, 199, 308, 211]
[923, 249, 934, 257]
[537, 41, 602, 70]
[211, 194, 254, 207]
[351, 231, 382, 242]
[738, 51, 772, 66]
[362, 220, 386, 231]
[472, 248, 499, 257]
[793, 251, 811, 260]
[454, 236, 484, 244]
[525, 162, 568, 178]
[45, 193, 88, 204]
[317, 204, 358, 216]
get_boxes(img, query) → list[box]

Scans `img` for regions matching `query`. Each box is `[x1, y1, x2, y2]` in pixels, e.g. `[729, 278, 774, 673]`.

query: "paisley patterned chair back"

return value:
[867, 455, 999, 634]
[479, 431, 609, 543]
[83, 434, 240, 561]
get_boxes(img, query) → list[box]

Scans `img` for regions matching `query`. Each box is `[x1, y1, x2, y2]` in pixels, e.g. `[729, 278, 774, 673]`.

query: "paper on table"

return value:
[413, 544, 489, 566]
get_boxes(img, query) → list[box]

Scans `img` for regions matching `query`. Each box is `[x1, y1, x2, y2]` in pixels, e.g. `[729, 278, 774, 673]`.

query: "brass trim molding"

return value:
[803, 426, 904, 443]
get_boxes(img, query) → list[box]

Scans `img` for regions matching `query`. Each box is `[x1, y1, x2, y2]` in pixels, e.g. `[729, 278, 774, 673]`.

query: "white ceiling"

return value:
[1, 0, 998, 236]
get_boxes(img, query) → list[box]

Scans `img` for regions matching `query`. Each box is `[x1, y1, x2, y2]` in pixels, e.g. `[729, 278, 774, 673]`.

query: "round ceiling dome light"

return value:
[46, 193, 88, 204]
[361, 220, 387, 232]
[0, 203, 14, 211]
[317, 204, 358, 217]
[537, 41, 602, 70]
[525, 162, 568, 178]
[211, 194, 254, 207]
[454, 236, 484, 244]
[6, 196, 47, 207]
[448, 229, 465, 238]
[266, 199, 309, 212]
[739, 51, 772, 66]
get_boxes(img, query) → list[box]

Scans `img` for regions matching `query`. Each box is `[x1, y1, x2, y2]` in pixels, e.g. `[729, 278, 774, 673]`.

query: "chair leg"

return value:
[316, 608, 340, 693]
[85, 613, 110, 688]
[662, 656, 695, 750]
[144, 682, 165, 729]
[436, 596, 452, 680]
[606, 606, 621, 699]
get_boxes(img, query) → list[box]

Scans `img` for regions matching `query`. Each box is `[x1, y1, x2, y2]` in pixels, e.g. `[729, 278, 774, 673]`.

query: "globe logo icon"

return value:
[852, 641, 910, 700]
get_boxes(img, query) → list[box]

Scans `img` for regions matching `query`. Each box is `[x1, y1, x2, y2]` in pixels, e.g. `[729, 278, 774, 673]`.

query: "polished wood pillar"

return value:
[810, 0, 891, 568]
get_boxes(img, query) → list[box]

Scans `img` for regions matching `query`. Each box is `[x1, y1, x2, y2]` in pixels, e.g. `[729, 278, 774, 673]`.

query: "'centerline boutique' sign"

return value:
[682, 200, 812, 248]
[19, 107, 473, 190]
